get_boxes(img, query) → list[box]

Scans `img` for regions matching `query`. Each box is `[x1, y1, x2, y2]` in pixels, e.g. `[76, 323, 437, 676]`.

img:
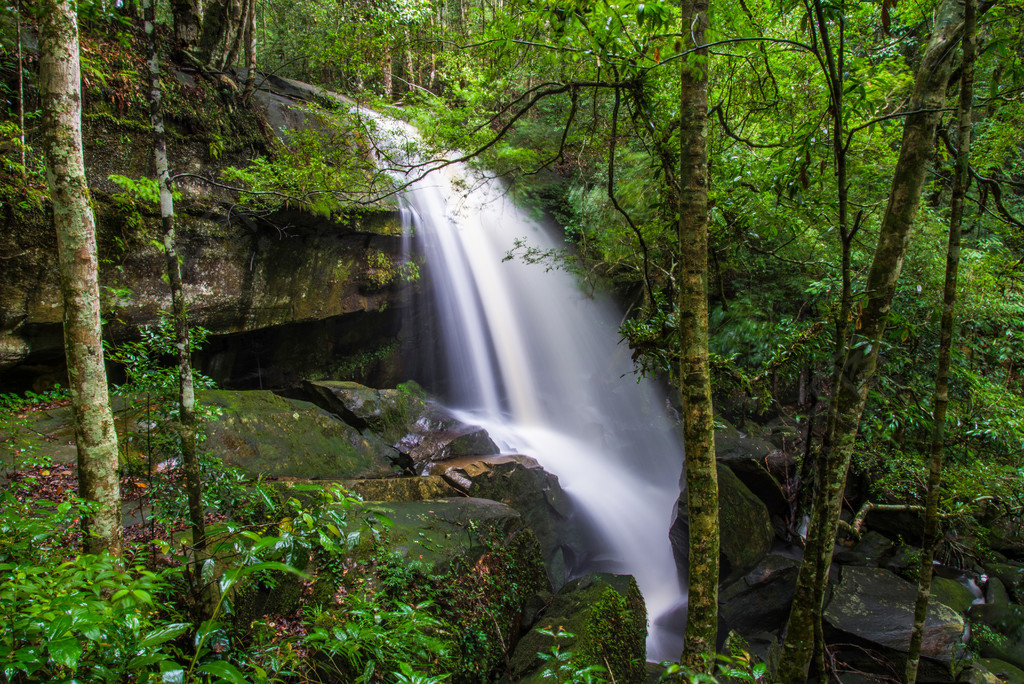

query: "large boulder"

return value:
[511, 573, 647, 684]
[202, 389, 400, 479]
[344, 498, 551, 682]
[426, 453, 584, 589]
[970, 658, 1024, 684]
[968, 603, 1024, 671]
[302, 381, 499, 469]
[714, 417, 788, 517]
[671, 463, 774, 585]
[824, 566, 965, 662]
[719, 553, 801, 635]
[985, 562, 1024, 605]
[834, 530, 894, 566]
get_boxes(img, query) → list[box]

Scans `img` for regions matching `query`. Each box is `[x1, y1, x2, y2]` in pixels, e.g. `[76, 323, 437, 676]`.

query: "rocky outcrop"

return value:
[671, 462, 774, 586]
[1, 70, 408, 393]
[303, 380, 499, 469]
[714, 417, 788, 518]
[427, 453, 585, 589]
[202, 389, 401, 479]
[511, 573, 647, 684]
[719, 553, 801, 635]
[823, 566, 965, 663]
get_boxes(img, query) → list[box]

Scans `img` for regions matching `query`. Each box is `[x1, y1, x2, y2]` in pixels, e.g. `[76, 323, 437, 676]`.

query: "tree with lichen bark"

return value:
[905, 0, 976, 680]
[37, 0, 122, 557]
[678, 0, 719, 670]
[145, 0, 207, 561]
[778, 0, 970, 680]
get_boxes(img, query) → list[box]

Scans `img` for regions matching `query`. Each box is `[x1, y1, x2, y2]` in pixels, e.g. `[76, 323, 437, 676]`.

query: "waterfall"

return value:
[395, 159, 687, 661]
[368, 108, 687, 660]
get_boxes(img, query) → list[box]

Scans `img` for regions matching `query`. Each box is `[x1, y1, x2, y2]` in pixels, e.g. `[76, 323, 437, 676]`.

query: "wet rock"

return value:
[302, 381, 499, 468]
[302, 380, 428, 442]
[970, 658, 1024, 684]
[719, 553, 800, 635]
[984, 562, 1024, 604]
[343, 475, 458, 501]
[968, 603, 1024, 671]
[931, 576, 978, 615]
[714, 417, 788, 517]
[988, 577, 1012, 605]
[511, 573, 646, 684]
[834, 530, 894, 566]
[824, 566, 965, 661]
[671, 463, 774, 585]
[202, 389, 399, 479]
[426, 453, 584, 589]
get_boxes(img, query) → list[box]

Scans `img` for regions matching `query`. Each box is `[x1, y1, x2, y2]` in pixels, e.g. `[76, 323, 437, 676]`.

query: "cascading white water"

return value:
[397, 159, 688, 661]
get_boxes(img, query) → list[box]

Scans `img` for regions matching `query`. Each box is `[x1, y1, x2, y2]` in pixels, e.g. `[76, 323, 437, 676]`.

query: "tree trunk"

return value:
[145, 0, 207, 560]
[382, 42, 394, 99]
[778, 1, 966, 681]
[678, 0, 719, 670]
[16, 0, 26, 178]
[38, 0, 122, 558]
[404, 27, 416, 93]
[171, 0, 202, 50]
[199, 0, 244, 71]
[905, 0, 975, 680]
[242, 0, 256, 99]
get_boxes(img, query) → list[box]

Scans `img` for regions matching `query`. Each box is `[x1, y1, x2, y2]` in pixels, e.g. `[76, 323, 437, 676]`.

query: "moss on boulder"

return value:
[202, 389, 400, 479]
[511, 573, 647, 684]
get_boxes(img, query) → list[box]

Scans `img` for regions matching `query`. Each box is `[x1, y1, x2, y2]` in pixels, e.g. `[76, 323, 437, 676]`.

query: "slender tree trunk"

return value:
[16, 0, 26, 178]
[404, 27, 416, 93]
[144, 0, 207, 558]
[678, 0, 719, 670]
[38, 0, 122, 558]
[243, 0, 256, 99]
[199, 0, 243, 71]
[382, 42, 394, 99]
[905, 0, 975, 680]
[778, 1, 966, 681]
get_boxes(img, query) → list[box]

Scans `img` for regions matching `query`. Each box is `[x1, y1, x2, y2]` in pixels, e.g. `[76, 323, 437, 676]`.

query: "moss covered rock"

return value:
[824, 566, 965, 661]
[969, 603, 1024, 671]
[670, 462, 774, 586]
[428, 453, 583, 590]
[336, 498, 549, 683]
[202, 389, 400, 479]
[511, 573, 647, 684]
[303, 381, 499, 468]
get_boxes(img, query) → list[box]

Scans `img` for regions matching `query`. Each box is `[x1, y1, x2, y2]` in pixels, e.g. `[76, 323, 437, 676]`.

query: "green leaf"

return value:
[160, 662, 185, 684]
[139, 623, 191, 648]
[48, 637, 82, 669]
[198, 660, 249, 684]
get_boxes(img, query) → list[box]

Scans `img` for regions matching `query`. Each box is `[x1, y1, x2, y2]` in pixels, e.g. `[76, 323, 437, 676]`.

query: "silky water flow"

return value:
[376, 117, 689, 661]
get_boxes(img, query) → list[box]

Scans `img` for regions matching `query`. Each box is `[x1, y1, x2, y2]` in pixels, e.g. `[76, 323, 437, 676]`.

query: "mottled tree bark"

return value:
[779, 1, 965, 681]
[905, 1, 975, 680]
[38, 0, 122, 557]
[382, 42, 394, 99]
[678, 0, 719, 670]
[145, 0, 207, 558]
[242, 0, 257, 99]
[171, 0, 202, 49]
[198, 0, 244, 71]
